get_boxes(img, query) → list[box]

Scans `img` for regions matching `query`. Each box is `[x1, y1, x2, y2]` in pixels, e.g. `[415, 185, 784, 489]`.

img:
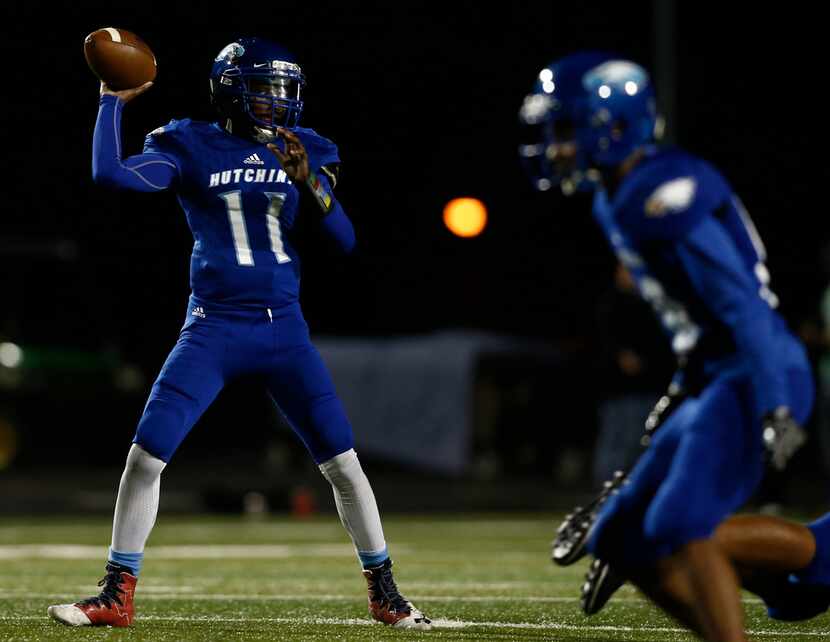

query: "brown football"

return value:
[84, 27, 157, 90]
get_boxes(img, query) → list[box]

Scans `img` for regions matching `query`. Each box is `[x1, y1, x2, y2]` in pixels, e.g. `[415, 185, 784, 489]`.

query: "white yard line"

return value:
[388, 520, 550, 531]
[0, 544, 361, 560]
[406, 581, 537, 589]
[0, 614, 825, 636]
[0, 590, 763, 604]
[77, 585, 199, 593]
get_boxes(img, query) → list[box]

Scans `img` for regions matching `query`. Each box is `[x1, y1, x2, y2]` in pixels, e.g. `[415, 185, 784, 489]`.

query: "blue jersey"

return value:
[592, 147, 802, 416]
[92, 94, 354, 309]
[143, 119, 338, 307]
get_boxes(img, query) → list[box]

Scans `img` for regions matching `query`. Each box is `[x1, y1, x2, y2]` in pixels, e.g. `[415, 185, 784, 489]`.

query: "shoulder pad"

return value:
[146, 118, 191, 139]
[143, 119, 193, 155]
[293, 127, 340, 171]
[144, 119, 189, 149]
[615, 148, 731, 242]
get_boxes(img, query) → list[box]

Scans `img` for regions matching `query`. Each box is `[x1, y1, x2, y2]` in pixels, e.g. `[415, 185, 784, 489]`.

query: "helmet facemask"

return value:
[242, 62, 304, 133]
[518, 54, 621, 196]
[212, 53, 305, 144]
[518, 93, 557, 192]
[544, 113, 598, 196]
[519, 91, 598, 196]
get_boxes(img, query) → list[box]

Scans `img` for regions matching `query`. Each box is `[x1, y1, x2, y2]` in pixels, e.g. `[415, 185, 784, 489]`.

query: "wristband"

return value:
[305, 169, 334, 215]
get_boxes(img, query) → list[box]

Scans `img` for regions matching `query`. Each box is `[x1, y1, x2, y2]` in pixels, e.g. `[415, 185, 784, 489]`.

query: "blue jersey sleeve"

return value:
[285, 128, 352, 252]
[92, 95, 179, 191]
[617, 152, 729, 243]
[294, 127, 340, 172]
[676, 216, 789, 413]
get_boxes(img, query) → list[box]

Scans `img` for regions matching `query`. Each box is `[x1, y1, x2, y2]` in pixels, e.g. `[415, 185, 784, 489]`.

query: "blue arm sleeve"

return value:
[315, 173, 356, 254]
[675, 217, 788, 412]
[92, 95, 179, 191]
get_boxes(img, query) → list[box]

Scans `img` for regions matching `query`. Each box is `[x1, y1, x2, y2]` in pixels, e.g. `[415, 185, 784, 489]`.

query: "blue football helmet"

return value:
[579, 58, 659, 166]
[518, 52, 660, 194]
[518, 51, 610, 194]
[209, 37, 305, 143]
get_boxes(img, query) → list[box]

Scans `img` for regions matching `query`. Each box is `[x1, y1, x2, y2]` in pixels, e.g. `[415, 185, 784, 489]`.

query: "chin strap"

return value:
[251, 126, 277, 144]
[221, 117, 277, 144]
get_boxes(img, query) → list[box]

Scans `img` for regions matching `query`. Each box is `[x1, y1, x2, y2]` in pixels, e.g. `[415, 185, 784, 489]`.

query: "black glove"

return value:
[761, 406, 806, 471]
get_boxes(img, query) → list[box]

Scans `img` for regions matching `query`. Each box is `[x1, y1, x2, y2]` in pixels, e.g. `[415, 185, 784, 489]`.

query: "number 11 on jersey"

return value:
[219, 190, 291, 266]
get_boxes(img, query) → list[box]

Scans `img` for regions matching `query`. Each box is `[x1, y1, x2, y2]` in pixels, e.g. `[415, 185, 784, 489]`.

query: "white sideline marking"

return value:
[0, 591, 623, 602]
[133, 585, 198, 593]
[1, 614, 828, 636]
[407, 581, 536, 589]
[0, 590, 766, 604]
[396, 520, 548, 531]
[0, 544, 359, 560]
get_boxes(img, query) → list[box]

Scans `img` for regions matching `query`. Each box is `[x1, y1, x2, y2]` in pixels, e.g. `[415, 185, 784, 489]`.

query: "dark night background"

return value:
[2, 2, 829, 510]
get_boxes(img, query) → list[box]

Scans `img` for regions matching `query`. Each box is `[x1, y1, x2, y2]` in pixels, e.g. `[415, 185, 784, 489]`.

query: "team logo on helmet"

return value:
[582, 60, 649, 93]
[215, 42, 245, 63]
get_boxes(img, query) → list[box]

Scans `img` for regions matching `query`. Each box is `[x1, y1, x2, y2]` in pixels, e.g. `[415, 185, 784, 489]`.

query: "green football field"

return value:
[1, 514, 828, 641]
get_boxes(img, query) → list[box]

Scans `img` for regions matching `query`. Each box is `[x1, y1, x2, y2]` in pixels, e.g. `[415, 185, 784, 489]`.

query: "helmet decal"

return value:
[583, 60, 648, 93]
[215, 42, 245, 63]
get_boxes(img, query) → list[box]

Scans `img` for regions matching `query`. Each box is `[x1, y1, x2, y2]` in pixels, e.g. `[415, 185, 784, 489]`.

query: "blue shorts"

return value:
[133, 297, 354, 464]
[588, 358, 814, 568]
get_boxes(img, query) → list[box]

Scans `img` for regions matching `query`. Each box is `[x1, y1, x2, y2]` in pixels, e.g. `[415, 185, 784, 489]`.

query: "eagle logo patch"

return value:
[645, 177, 696, 217]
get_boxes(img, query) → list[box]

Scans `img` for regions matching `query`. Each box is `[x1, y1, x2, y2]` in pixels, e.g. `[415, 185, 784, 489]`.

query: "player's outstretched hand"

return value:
[99, 81, 153, 104]
[762, 406, 807, 471]
[267, 128, 309, 183]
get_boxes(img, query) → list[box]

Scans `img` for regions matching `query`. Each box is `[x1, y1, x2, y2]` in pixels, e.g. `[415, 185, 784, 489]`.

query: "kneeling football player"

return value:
[518, 52, 812, 641]
[581, 511, 830, 626]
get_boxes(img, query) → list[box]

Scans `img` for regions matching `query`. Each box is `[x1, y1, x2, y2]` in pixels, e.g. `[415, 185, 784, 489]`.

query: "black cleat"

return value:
[551, 470, 628, 566]
[363, 558, 431, 630]
[581, 557, 626, 615]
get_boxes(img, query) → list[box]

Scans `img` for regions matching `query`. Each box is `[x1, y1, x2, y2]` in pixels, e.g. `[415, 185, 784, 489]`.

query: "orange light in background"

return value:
[443, 198, 487, 238]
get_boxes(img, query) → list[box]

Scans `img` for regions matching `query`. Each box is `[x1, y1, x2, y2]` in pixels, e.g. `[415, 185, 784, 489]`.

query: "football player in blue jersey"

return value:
[577, 508, 830, 623]
[47, 37, 430, 630]
[518, 53, 818, 640]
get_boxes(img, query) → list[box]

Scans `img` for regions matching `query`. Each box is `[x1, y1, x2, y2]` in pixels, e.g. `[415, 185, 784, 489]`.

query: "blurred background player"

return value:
[46, 37, 430, 630]
[518, 52, 813, 640]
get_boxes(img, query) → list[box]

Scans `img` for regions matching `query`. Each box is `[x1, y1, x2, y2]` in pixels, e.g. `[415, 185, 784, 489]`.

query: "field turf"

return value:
[0, 514, 828, 640]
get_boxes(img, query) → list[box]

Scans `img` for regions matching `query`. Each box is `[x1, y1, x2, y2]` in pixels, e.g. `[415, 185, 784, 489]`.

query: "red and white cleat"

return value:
[363, 558, 431, 630]
[48, 563, 137, 627]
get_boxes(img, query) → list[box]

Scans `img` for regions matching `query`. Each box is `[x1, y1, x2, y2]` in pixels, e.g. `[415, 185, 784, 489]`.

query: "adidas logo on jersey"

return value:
[191, 306, 206, 319]
[243, 153, 265, 165]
